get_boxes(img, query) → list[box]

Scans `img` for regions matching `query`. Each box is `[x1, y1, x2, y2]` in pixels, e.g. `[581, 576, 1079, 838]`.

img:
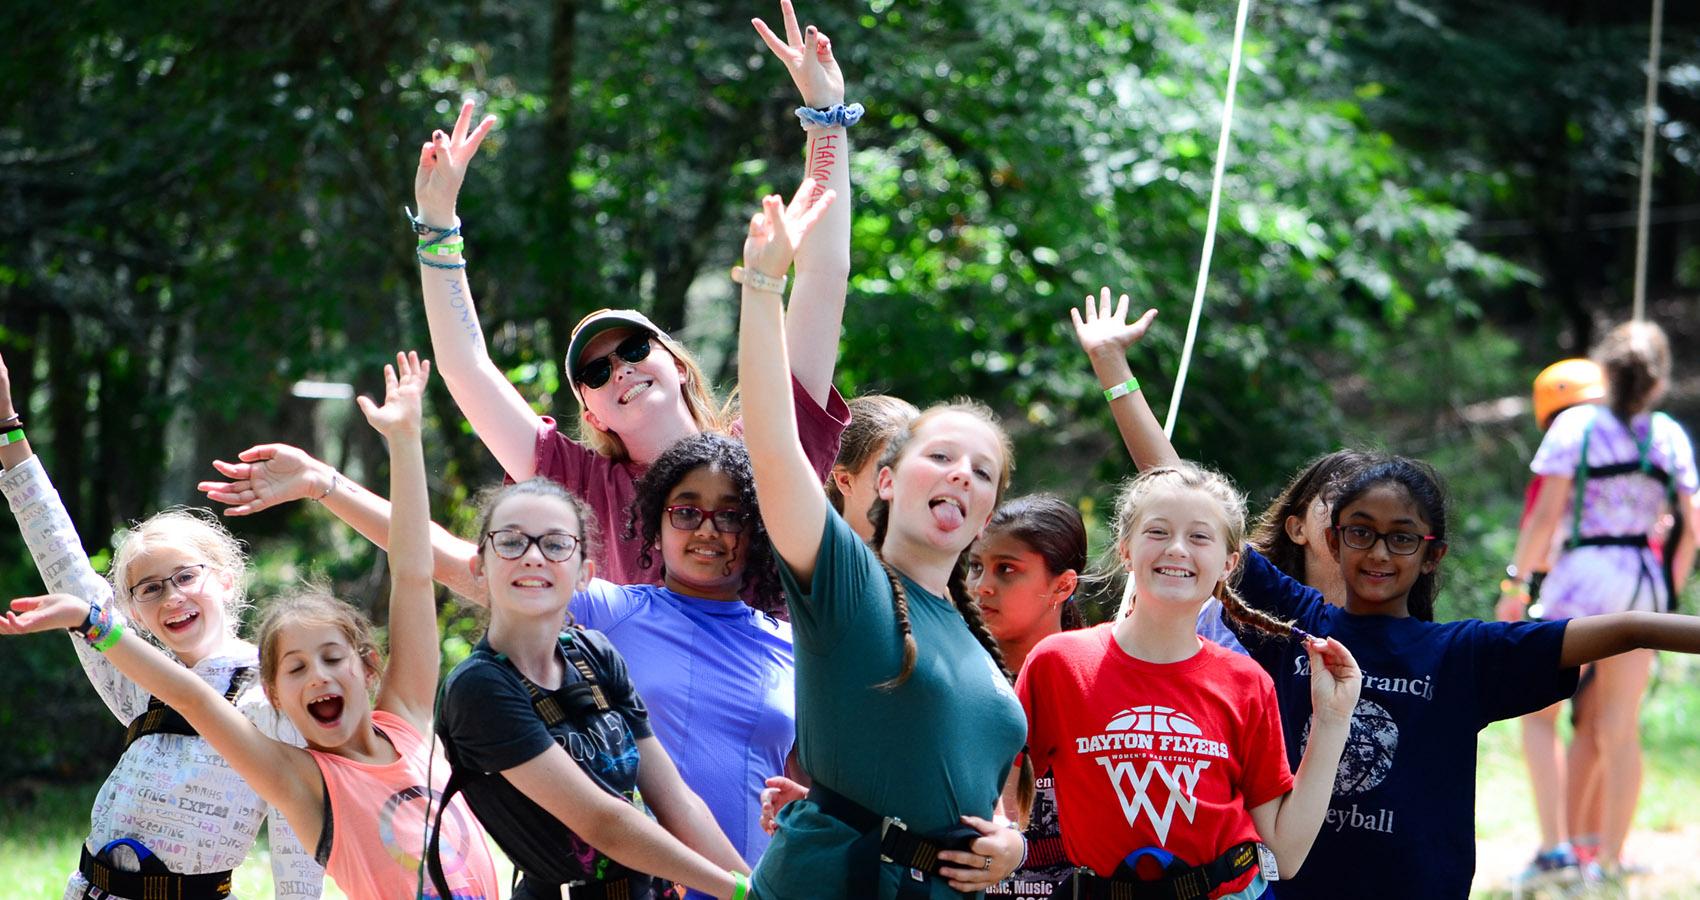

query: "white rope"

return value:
[1164, 0, 1255, 438]
[1632, 0, 1665, 322]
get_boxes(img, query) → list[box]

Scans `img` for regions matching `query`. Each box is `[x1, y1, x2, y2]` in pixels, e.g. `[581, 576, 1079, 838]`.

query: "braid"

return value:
[869, 497, 919, 690]
[1218, 580, 1296, 641]
[947, 561, 1036, 818]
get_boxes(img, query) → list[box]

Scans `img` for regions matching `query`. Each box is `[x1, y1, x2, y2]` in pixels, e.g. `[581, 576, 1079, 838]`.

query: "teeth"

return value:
[513, 577, 551, 587]
[931, 498, 965, 512]
[164, 610, 197, 626]
[308, 693, 340, 704]
[620, 382, 651, 403]
[1154, 567, 1194, 578]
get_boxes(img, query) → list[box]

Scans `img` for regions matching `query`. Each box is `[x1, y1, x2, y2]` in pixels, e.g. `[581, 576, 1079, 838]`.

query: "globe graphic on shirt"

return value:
[1302, 697, 1398, 796]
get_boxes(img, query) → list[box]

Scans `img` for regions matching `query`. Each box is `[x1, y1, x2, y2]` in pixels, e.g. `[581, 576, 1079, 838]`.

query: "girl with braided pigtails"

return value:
[0, 350, 324, 900]
[736, 184, 1028, 896]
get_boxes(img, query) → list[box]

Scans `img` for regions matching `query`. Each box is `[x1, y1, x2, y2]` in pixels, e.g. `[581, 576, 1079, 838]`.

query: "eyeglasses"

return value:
[1333, 524, 1439, 557]
[574, 333, 653, 391]
[665, 505, 747, 534]
[481, 530, 583, 562]
[130, 564, 210, 604]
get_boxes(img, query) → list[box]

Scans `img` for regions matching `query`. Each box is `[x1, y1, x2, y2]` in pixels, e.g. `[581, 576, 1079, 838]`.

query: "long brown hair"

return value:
[827, 394, 920, 512]
[1594, 320, 1670, 421]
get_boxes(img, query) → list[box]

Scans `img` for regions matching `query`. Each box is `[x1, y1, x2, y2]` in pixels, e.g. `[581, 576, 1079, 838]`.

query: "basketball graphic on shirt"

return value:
[1303, 697, 1398, 796]
[1106, 705, 1204, 736]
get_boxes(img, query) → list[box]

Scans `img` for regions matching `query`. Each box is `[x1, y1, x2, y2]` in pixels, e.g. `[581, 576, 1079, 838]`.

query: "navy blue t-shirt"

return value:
[1228, 549, 1578, 899]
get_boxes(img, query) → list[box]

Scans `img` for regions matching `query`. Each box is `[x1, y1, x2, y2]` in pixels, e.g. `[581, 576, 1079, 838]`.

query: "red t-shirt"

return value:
[1017, 624, 1293, 895]
[532, 376, 849, 586]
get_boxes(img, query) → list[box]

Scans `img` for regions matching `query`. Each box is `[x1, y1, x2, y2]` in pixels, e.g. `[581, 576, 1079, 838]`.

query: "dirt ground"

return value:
[1473, 825, 1700, 898]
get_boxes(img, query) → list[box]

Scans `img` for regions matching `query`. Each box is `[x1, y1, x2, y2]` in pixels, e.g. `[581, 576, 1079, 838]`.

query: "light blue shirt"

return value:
[573, 580, 795, 883]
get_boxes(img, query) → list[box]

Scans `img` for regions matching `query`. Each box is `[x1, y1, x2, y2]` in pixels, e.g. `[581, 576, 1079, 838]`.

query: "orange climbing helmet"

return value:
[1532, 358, 1606, 429]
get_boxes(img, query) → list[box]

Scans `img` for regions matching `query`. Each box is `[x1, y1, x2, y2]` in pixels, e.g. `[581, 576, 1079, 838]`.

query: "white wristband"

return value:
[732, 266, 788, 295]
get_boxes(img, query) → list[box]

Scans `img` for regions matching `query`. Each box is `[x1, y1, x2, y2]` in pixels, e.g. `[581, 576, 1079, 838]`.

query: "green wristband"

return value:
[1102, 377, 1140, 402]
[420, 240, 465, 256]
[730, 871, 749, 900]
[92, 619, 125, 652]
[0, 428, 24, 447]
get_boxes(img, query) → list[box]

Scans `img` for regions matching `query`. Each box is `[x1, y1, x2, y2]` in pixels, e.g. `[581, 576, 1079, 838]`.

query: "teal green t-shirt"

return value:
[752, 509, 1027, 900]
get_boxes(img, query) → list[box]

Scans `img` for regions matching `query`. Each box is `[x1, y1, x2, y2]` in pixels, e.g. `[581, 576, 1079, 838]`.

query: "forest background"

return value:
[2, 0, 1699, 797]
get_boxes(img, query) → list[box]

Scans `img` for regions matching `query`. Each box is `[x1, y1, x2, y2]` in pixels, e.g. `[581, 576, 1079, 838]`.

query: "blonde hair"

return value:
[828, 394, 921, 512]
[574, 333, 732, 462]
[255, 588, 381, 701]
[1594, 320, 1671, 421]
[108, 507, 250, 633]
[1110, 462, 1293, 640]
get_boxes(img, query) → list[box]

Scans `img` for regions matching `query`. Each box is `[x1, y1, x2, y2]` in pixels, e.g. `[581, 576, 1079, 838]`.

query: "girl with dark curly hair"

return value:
[570, 433, 796, 899]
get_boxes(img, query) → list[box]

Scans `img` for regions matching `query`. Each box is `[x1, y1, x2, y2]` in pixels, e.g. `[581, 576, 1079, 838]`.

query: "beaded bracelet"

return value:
[794, 102, 865, 129]
[73, 601, 125, 652]
[406, 207, 469, 269]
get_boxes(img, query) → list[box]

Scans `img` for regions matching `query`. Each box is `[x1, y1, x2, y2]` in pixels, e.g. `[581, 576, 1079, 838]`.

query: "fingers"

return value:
[1114, 291, 1130, 322]
[791, 189, 836, 239]
[237, 444, 284, 462]
[451, 98, 474, 146]
[815, 30, 834, 63]
[1083, 290, 1099, 322]
[1098, 286, 1115, 320]
[211, 458, 249, 478]
[10, 596, 43, 613]
[1133, 307, 1159, 332]
[751, 17, 792, 58]
[781, 0, 803, 47]
[464, 114, 497, 160]
[383, 363, 399, 396]
[356, 394, 380, 425]
[785, 177, 819, 220]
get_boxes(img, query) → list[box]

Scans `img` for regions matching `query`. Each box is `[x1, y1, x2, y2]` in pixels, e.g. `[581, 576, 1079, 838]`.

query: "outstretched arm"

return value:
[0, 593, 325, 846]
[412, 101, 546, 480]
[1070, 288, 1178, 470]
[1249, 637, 1360, 877]
[754, 1, 851, 407]
[738, 184, 836, 586]
[500, 738, 745, 898]
[360, 353, 441, 730]
[198, 443, 480, 601]
[1560, 611, 1700, 667]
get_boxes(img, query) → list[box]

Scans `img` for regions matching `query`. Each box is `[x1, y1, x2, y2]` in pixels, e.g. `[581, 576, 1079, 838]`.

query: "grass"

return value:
[6, 659, 1696, 897]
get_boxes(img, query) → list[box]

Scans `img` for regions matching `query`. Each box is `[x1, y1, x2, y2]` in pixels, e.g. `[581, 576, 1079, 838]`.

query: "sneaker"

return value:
[1513, 846, 1581, 891]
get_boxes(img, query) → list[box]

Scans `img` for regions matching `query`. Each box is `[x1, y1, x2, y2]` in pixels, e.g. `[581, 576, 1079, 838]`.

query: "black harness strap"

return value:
[1072, 841, 1261, 900]
[428, 629, 644, 900]
[1567, 410, 1683, 612]
[80, 844, 234, 900]
[808, 781, 984, 900]
[123, 667, 253, 750]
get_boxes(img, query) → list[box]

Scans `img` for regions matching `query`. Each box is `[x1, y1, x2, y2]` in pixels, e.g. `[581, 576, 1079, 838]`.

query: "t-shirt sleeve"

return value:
[1235, 547, 1325, 623]
[531, 415, 597, 492]
[1236, 669, 1294, 810]
[773, 506, 875, 655]
[726, 376, 851, 483]
[1659, 415, 1699, 495]
[571, 579, 641, 632]
[442, 659, 561, 774]
[577, 628, 653, 740]
[1469, 619, 1580, 726]
[1014, 646, 1055, 769]
[1530, 405, 1592, 477]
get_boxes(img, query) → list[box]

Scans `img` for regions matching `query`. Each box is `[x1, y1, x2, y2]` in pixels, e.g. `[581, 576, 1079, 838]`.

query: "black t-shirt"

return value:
[439, 629, 653, 887]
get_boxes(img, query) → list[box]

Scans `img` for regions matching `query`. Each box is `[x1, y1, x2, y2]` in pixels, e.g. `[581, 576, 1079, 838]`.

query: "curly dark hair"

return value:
[626, 434, 784, 615]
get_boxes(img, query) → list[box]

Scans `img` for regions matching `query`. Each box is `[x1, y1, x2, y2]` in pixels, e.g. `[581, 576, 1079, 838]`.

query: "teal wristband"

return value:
[0, 428, 24, 447]
[730, 871, 749, 900]
[1102, 377, 1140, 402]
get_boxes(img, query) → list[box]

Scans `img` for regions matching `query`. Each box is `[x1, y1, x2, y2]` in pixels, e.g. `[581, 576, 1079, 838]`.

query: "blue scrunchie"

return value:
[794, 102, 865, 129]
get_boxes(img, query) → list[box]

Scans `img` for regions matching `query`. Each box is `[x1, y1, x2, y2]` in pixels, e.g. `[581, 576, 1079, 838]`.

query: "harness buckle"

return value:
[878, 816, 907, 863]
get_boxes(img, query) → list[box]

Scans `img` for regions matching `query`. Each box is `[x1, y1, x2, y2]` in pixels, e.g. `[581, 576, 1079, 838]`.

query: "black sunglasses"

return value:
[575, 333, 653, 390]
[665, 505, 747, 534]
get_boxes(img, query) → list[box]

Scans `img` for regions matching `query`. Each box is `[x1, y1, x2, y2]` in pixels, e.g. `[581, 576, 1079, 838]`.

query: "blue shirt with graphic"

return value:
[573, 579, 795, 896]
[1232, 549, 1577, 899]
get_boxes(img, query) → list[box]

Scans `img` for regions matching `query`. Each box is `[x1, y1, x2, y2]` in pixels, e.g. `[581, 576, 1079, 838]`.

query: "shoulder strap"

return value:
[123, 666, 254, 750]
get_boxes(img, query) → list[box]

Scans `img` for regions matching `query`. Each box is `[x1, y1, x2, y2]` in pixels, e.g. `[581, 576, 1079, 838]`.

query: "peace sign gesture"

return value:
[752, 1, 844, 109]
[740, 179, 836, 288]
[414, 99, 498, 225]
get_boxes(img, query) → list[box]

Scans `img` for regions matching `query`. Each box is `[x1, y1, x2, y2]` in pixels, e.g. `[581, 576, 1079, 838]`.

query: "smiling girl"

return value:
[3, 353, 499, 900]
[0, 351, 324, 900]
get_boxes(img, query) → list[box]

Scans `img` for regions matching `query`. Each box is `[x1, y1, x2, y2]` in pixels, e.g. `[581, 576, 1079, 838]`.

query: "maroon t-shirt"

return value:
[532, 375, 849, 585]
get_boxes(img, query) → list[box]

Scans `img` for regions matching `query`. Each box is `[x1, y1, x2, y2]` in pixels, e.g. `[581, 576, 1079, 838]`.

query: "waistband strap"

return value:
[558, 874, 660, 900]
[79, 845, 233, 900]
[809, 782, 982, 898]
[1568, 533, 1650, 548]
[1073, 841, 1260, 900]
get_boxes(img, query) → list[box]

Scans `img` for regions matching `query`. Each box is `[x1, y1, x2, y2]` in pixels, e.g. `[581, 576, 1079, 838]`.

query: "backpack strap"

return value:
[123, 666, 253, 750]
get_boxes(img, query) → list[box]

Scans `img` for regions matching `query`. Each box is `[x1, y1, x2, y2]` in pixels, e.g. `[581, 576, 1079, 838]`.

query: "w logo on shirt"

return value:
[1096, 757, 1213, 844]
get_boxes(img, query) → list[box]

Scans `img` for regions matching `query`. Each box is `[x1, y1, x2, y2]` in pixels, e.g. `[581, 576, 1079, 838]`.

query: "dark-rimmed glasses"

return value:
[665, 505, 747, 534]
[130, 564, 210, 604]
[574, 334, 653, 390]
[1333, 524, 1438, 556]
[481, 530, 583, 562]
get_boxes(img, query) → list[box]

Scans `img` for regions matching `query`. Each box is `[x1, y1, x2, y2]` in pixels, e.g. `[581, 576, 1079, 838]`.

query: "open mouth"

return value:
[306, 693, 345, 728]
[511, 576, 554, 589]
[928, 497, 966, 530]
[160, 609, 200, 632]
[1153, 566, 1195, 579]
[618, 382, 652, 404]
[686, 545, 726, 561]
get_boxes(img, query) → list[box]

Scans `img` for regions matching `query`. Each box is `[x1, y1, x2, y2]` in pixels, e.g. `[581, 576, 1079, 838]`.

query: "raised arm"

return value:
[0, 593, 324, 844]
[498, 738, 745, 898]
[359, 353, 441, 729]
[1497, 475, 1570, 621]
[1248, 637, 1360, 876]
[754, 0, 852, 407]
[1070, 288, 1178, 470]
[198, 442, 480, 601]
[738, 185, 836, 584]
[412, 101, 545, 480]
[1559, 610, 1700, 667]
